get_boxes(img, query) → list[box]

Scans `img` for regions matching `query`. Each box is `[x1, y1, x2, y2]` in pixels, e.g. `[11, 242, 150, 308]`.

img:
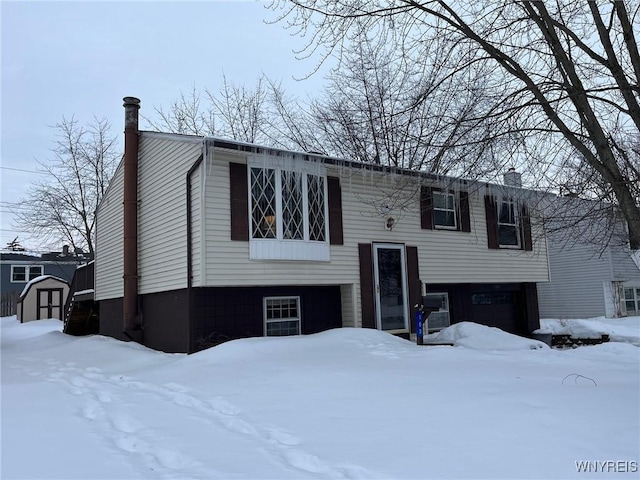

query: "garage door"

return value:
[470, 291, 521, 334]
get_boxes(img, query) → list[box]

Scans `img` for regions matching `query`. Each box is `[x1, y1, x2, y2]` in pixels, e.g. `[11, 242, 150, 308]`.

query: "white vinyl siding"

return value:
[202, 149, 548, 290]
[610, 246, 640, 282]
[340, 284, 358, 328]
[96, 137, 550, 326]
[537, 240, 611, 319]
[137, 134, 202, 295]
[190, 165, 202, 286]
[95, 162, 124, 300]
[416, 195, 546, 283]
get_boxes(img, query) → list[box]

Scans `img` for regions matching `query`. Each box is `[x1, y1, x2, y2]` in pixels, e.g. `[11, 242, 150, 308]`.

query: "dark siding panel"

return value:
[420, 186, 434, 230]
[484, 195, 499, 249]
[328, 176, 344, 245]
[521, 205, 533, 251]
[406, 246, 420, 334]
[98, 297, 127, 341]
[459, 191, 471, 232]
[229, 162, 249, 241]
[192, 286, 342, 348]
[426, 283, 538, 334]
[140, 289, 191, 353]
[358, 243, 376, 329]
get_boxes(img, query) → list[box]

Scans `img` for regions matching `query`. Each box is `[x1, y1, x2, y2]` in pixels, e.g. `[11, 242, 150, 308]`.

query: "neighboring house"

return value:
[93, 97, 549, 353]
[1, 249, 90, 316]
[16, 275, 70, 322]
[538, 226, 640, 319]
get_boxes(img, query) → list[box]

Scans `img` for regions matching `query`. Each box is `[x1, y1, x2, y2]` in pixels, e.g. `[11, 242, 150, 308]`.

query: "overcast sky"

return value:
[1, 0, 330, 251]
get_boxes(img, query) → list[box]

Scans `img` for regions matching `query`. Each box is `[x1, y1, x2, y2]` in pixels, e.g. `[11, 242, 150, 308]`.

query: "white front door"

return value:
[373, 243, 409, 331]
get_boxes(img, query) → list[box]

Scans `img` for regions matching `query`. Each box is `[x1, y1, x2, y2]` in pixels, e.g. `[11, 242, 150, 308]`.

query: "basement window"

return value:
[424, 292, 450, 331]
[264, 296, 301, 336]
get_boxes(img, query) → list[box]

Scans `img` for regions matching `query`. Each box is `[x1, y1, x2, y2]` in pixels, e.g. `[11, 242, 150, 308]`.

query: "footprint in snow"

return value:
[162, 382, 189, 392]
[114, 435, 141, 454]
[265, 427, 300, 446]
[81, 400, 105, 420]
[208, 397, 240, 416]
[110, 414, 143, 434]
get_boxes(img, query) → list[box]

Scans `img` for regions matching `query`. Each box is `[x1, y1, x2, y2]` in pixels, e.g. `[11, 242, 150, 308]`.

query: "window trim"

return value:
[263, 296, 301, 337]
[432, 191, 458, 230]
[424, 292, 450, 331]
[485, 195, 532, 251]
[624, 287, 640, 315]
[497, 198, 521, 248]
[11, 265, 43, 283]
[420, 186, 470, 233]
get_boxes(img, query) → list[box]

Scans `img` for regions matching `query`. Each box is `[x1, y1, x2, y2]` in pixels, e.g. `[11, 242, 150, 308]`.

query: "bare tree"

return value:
[268, 0, 640, 249]
[145, 85, 216, 136]
[307, 25, 507, 177]
[14, 117, 119, 256]
[208, 74, 270, 143]
[144, 75, 275, 144]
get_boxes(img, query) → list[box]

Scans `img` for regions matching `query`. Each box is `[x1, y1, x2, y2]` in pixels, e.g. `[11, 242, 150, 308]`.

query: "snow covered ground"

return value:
[2, 315, 639, 479]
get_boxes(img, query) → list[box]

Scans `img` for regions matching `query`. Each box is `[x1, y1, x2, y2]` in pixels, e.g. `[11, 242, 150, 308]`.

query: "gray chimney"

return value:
[504, 168, 522, 188]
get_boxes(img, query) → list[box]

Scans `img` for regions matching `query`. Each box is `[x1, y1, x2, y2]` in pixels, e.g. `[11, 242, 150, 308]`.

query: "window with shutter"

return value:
[421, 186, 471, 233]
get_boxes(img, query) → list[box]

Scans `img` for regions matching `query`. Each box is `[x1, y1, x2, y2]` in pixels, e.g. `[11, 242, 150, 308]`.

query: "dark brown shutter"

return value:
[521, 204, 533, 251]
[406, 246, 420, 334]
[485, 195, 499, 249]
[420, 186, 434, 229]
[327, 176, 343, 245]
[358, 243, 376, 329]
[459, 191, 471, 233]
[229, 163, 249, 241]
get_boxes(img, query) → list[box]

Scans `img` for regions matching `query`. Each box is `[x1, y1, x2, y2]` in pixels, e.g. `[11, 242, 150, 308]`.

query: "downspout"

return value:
[186, 150, 204, 353]
[122, 96, 142, 342]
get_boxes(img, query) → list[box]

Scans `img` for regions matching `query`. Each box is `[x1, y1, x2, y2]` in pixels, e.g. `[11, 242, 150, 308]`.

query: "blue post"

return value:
[415, 309, 423, 345]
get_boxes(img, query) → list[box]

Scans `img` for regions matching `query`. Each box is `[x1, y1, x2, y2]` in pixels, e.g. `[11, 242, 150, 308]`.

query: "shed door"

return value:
[373, 244, 409, 331]
[37, 289, 63, 320]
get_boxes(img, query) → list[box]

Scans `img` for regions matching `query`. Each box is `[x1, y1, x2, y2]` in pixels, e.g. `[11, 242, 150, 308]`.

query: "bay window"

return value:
[249, 158, 329, 261]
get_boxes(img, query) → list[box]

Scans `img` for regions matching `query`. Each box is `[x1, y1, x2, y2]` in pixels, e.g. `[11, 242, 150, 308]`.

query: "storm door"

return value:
[373, 244, 409, 331]
[37, 289, 63, 320]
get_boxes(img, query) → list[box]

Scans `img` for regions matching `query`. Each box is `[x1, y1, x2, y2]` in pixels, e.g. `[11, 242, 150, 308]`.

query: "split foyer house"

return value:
[94, 97, 550, 353]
